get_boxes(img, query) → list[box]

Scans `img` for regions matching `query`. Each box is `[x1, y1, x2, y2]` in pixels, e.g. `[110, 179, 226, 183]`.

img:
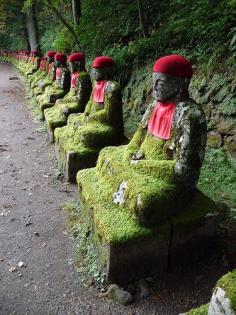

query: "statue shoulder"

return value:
[176, 99, 206, 124]
[105, 81, 120, 93]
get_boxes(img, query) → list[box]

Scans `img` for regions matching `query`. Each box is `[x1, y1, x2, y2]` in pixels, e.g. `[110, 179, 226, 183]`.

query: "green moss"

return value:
[94, 133, 177, 225]
[44, 72, 91, 133]
[185, 303, 209, 315]
[172, 190, 218, 233]
[77, 168, 165, 245]
[216, 270, 236, 312]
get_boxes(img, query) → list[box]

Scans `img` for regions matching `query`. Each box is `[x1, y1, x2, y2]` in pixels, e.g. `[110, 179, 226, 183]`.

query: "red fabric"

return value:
[93, 81, 106, 103]
[153, 55, 193, 78]
[68, 52, 85, 63]
[47, 51, 56, 59]
[148, 102, 176, 140]
[54, 53, 67, 63]
[56, 67, 62, 80]
[92, 56, 114, 68]
[71, 72, 79, 88]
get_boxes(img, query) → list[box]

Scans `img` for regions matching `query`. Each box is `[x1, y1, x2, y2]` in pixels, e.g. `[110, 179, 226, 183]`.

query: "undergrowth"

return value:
[198, 147, 236, 218]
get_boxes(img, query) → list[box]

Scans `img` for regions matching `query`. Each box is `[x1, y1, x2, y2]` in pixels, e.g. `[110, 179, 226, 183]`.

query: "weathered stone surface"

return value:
[224, 134, 236, 157]
[208, 287, 235, 315]
[107, 284, 133, 305]
[138, 279, 150, 299]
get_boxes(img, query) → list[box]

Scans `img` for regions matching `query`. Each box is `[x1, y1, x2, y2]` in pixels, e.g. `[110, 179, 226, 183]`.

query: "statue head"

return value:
[68, 52, 85, 73]
[54, 53, 67, 68]
[47, 51, 57, 63]
[92, 56, 115, 82]
[31, 50, 41, 58]
[152, 55, 193, 103]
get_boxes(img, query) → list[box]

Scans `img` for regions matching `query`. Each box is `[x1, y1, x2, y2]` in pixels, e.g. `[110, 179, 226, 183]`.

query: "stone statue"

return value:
[78, 55, 207, 226]
[54, 56, 124, 182]
[30, 56, 47, 89]
[37, 52, 71, 118]
[44, 52, 92, 142]
[33, 51, 57, 97]
[25, 50, 41, 77]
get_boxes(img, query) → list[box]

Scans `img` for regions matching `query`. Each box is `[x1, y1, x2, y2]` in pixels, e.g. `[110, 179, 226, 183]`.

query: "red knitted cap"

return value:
[68, 52, 85, 63]
[92, 56, 114, 68]
[54, 53, 67, 63]
[31, 50, 38, 55]
[153, 55, 193, 78]
[47, 51, 57, 58]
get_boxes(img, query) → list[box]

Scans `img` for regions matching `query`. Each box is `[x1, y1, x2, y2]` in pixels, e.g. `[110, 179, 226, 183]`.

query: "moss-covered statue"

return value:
[33, 51, 56, 97]
[37, 52, 71, 118]
[25, 50, 41, 78]
[77, 55, 207, 227]
[44, 52, 92, 142]
[19, 50, 36, 75]
[30, 56, 47, 89]
[54, 56, 124, 182]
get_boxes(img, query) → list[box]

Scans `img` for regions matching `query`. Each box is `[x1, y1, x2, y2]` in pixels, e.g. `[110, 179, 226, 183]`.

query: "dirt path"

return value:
[0, 62, 227, 315]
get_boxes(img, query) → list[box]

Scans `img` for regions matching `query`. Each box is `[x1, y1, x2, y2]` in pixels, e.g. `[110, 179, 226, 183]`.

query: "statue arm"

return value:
[124, 126, 147, 161]
[76, 74, 92, 109]
[174, 109, 207, 184]
[83, 97, 93, 117]
[61, 69, 71, 92]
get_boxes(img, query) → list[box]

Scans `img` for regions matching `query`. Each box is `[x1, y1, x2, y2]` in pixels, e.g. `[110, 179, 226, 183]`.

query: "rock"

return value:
[33, 232, 40, 237]
[207, 131, 222, 148]
[83, 278, 95, 288]
[208, 287, 235, 315]
[138, 279, 150, 299]
[107, 284, 133, 305]
[9, 266, 17, 272]
[224, 135, 236, 157]
[18, 261, 24, 268]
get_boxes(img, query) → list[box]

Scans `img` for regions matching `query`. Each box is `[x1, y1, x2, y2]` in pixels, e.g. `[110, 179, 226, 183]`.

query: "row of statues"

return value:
[2, 49, 222, 288]
[1, 49, 207, 227]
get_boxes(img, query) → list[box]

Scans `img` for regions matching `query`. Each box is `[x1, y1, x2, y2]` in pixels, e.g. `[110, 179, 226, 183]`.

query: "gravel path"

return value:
[0, 62, 227, 315]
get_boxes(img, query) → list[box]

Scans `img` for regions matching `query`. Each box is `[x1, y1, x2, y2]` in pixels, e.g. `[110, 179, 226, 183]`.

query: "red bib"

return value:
[93, 81, 106, 103]
[148, 102, 176, 140]
[71, 72, 79, 88]
[56, 68, 61, 80]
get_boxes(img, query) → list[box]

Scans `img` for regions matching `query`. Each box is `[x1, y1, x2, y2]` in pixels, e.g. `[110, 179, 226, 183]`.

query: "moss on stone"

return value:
[185, 303, 209, 315]
[216, 270, 236, 312]
[55, 80, 124, 177]
[44, 71, 91, 133]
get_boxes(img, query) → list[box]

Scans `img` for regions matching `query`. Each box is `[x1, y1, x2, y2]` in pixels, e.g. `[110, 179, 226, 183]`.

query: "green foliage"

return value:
[198, 148, 236, 209]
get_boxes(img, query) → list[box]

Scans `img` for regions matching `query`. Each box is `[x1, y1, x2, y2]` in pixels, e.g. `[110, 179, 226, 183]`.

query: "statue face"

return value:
[92, 67, 113, 82]
[69, 61, 84, 73]
[55, 60, 62, 68]
[152, 72, 185, 103]
[47, 57, 53, 63]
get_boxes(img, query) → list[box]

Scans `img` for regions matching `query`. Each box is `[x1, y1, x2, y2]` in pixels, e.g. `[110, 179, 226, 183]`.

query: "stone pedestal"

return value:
[77, 168, 219, 284]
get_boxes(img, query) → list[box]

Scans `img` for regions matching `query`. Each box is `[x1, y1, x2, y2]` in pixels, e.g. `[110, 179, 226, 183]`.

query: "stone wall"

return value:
[122, 65, 236, 158]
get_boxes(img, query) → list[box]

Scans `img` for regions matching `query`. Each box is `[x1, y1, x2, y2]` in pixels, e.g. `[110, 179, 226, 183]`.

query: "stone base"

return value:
[46, 121, 66, 144]
[55, 144, 98, 183]
[78, 169, 219, 284]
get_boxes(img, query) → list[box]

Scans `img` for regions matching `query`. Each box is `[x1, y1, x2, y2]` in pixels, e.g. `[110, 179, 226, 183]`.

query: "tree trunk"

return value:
[26, 4, 41, 52]
[72, 0, 81, 26]
[136, 0, 147, 38]
[21, 13, 31, 52]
